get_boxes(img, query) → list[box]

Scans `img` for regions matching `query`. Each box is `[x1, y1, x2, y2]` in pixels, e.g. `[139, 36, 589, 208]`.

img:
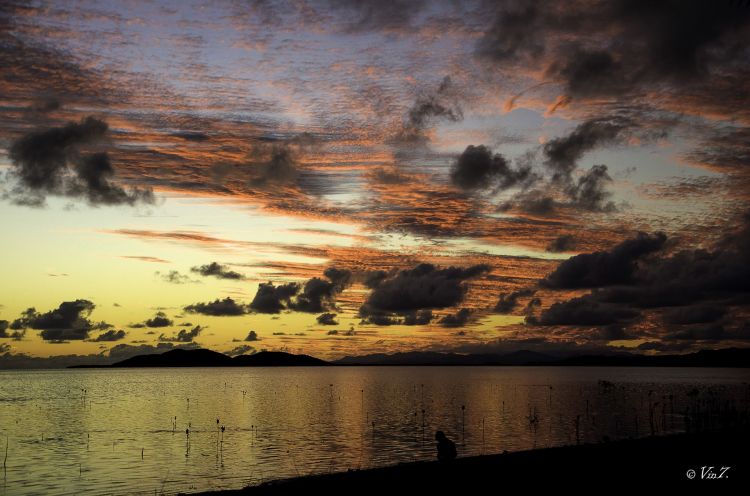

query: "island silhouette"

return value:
[68, 347, 750, 368]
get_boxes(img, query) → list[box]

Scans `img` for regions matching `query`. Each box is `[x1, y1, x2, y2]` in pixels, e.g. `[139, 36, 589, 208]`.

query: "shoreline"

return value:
[185, 430, 748, 494]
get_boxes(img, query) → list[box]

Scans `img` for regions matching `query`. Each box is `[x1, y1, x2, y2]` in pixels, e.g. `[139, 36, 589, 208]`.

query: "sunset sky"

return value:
[1, 0, 749, 366]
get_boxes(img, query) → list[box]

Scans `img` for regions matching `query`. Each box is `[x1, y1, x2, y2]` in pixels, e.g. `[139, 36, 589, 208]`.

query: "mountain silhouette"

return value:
[108, 349, 328, 368]
[66, 347, 750, 368]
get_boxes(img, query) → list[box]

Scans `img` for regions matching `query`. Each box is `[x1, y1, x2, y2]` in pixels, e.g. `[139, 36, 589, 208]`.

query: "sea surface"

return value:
[0, 366, 748, 495]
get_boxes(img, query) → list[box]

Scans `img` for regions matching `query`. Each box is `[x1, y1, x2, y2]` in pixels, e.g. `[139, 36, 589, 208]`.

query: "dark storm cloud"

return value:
[565, 165, 616, 212]
[498, 190, 556, 216]
[393, 76, 463, 145]
[534, 211, 750, 343]
[10, 299, 110, 341]
[185, 297, 248, 316]
[317, 313, 339, 325]
[0, 320, 24, 340]
[534, 295, 639, 326]
[144, 311, 173, 328]
[90, 329, 126, 342]
[244, 330, 259, 341]
[685, 126, 750, 172]
[546, 234, 576, 253]
[402, 309, 433, 326]
[5, 117, 155, 207]
[362, 270, 389, 289]
[477, 1, 750, 104]
[159, 325, 203, 343]
[191, 262, 244, 280]
[71, 153, 155, 206]
[543, 232, 667, 289]
[247, 134, 319, 189]
[364, 263, 489, 312]
[662, 305, 726, 325]
[543, 118, 629, 182]
[249, 269, 352, 314]
[251, 145, 298, 186]
[494, 288, 536, 314]
[359, 263, 489, 325]
[662, 324, 750, 343]
[323, 267, 352, 291]
[288, 278, 338, 313]
[329, 0, 426, 32]
[438, 308, 472, 327]
[476, 4, 543, 65]
[450, 145, 536, 191]
[248, 282, 299, 313]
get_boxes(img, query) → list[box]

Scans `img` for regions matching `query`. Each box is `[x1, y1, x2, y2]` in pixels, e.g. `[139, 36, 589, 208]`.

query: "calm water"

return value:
[0, 366, 748, 495]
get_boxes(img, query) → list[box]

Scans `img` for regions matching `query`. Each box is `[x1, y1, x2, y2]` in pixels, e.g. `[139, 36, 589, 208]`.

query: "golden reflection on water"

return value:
[0, 366, 747, 495]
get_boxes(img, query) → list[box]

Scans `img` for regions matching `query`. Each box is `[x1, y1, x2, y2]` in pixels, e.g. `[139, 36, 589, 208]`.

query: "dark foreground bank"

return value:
[187, 430, 748, 494]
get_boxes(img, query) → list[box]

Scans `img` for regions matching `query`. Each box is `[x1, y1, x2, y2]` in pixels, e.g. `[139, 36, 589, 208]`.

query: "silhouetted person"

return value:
[435, 430, 457, 462]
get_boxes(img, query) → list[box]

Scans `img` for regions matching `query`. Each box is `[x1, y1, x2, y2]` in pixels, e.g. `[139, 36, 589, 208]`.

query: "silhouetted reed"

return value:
[461, 405, 466, 444]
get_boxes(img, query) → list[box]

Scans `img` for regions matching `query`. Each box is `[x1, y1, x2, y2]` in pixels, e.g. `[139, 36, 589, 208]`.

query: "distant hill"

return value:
[334, 348, 750, 367]
[334, 350, 556, 366]
[106, 349, 329, 368]
[232, 351, 329, 367]
[550, 347, 750, 368]
[66, 347, 750, 369]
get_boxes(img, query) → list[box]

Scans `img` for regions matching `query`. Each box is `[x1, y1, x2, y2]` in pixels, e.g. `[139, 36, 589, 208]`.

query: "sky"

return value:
[1, 0, 749, 367]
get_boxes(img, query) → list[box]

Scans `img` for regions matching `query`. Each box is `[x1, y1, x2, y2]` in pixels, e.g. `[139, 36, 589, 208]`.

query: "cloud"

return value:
[245, 134, 319, 189]
[0, 320, 24, 340]
[662, 305, 726, 325]
[393, 76, 463, 145]
[288, 278, 338, 313]
[248, 282, 299, 313]
[438, 308, 472, 327]
[329, 0, 426, 33]
[185, 297, 247, 316]
[546, 234, 576, 253]
[144, 311, 173, 328]
[191, 262, 244, 280]
[476, 1, 750, 109]
[157, 270, 198, 284]
[360, 263, 489, 324]
[317, 313, 339, 325]
[564, 165, 616, 212]
[543, 118, 629, 183]
[121, 256, 170, 263]
[535, 295, 639, 326]
[450, 145, 537, 191]
[9, 299, 110, 341]
[532, 211, 750, 347]
[402, 309, 433, 326]
[5, 117, 155, 207]
[542, 232, 667, 289]
[494, 289, 536, 314]
[226, 344, 255, 357]
[172, 131, 210, 142]
[249, 268, 352, 314]
[159, 325, 203, 343]
[244, 330, 259, 341]
[90, 329, 127, 342]
[323, 267, 352, 291]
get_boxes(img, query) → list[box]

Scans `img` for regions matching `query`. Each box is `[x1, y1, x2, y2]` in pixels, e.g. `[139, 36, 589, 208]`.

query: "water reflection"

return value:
[0, 366, 747, 495]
